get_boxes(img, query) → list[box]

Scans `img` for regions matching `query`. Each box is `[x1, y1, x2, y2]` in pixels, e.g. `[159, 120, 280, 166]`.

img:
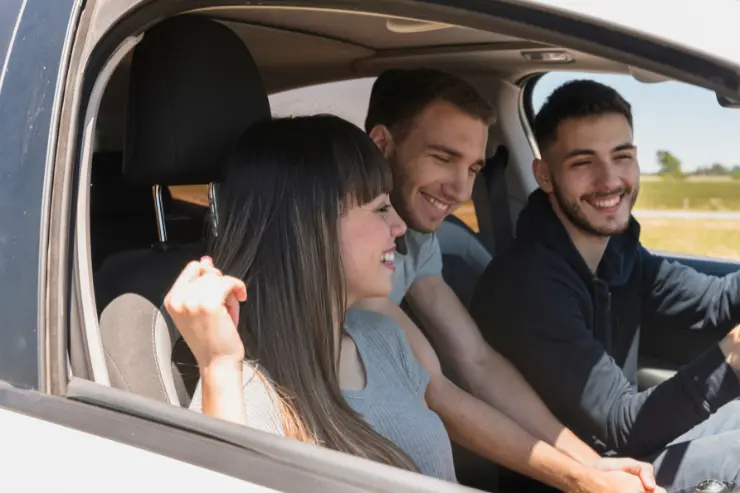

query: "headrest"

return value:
[123, 15, 270, 186]
[91, 151, 171, 217]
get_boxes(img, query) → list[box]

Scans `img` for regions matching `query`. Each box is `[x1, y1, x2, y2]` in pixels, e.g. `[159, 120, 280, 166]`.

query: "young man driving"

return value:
[470, 79, 740, 492]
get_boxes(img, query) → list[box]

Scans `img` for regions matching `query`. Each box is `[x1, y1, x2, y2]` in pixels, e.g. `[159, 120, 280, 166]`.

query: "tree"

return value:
[695, 162, 728, 176]
[710, 162, 729, 176]
[731, 165, 740, 181]
[656, 150, 683, 179]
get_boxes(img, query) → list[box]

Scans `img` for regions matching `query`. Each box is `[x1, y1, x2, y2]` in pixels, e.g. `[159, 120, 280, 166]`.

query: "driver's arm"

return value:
[642, 245, 740, 334]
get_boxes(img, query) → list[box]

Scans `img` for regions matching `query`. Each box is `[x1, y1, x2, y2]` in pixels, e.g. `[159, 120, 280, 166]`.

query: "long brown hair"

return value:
[210, 115, 417, 472]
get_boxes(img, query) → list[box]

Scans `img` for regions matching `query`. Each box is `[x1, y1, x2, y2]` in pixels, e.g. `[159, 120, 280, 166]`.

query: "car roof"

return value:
[525, 0, 740, 68]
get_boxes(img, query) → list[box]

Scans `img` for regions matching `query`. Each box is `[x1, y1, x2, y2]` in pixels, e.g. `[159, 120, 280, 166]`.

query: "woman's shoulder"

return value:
[344, 307, 407, 350]
[189, 360, 286, 436]
[345, 307, 429, 394]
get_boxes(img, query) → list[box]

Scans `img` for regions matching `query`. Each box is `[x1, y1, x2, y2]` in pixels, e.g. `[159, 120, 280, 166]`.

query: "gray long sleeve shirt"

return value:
[471, 189, 740, 458]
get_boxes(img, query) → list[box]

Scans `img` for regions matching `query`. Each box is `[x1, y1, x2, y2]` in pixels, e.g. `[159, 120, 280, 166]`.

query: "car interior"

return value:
[65, 3, 739, 492]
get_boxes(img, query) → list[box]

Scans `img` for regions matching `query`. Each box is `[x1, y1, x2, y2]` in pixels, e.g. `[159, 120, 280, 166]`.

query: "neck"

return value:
[333, 292, 356, 371]
[550, 199, 608, 274]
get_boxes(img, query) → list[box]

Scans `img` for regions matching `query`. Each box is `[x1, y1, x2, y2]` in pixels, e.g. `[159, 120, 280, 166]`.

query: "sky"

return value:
[269, 72, 740, 174]
[531, 72, 740, 173]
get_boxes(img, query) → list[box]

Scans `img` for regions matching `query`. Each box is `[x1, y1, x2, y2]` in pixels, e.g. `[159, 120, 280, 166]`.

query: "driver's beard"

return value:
[551, 177, 637, 238]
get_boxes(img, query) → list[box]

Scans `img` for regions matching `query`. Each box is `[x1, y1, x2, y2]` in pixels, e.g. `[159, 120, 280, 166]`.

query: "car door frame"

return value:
[0, 0, 82, 392]
[40, 0, 740, 490]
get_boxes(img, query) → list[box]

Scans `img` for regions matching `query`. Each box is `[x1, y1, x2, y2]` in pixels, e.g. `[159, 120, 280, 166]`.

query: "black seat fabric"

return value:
[437, 214, 492, 308]
[90, 151, 162, 271]
[95, 14, 270, 406]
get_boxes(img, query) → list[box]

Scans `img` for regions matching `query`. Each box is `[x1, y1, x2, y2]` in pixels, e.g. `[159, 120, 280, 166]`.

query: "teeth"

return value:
[592, 196, 620, 208]
[381, 252, 395, 264]
[425, 194, 449, 211]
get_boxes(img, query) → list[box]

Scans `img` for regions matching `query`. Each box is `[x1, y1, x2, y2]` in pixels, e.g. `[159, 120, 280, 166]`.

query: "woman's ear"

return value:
[368, 125, 394, 158]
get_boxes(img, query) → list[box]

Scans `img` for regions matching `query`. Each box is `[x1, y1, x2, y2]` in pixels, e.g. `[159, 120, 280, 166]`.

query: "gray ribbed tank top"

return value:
[189, 308, 456, 482]
[342, 309, 456, 482]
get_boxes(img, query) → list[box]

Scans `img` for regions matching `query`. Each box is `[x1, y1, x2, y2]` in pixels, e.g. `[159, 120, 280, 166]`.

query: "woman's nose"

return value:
[389, 207, 407, 238]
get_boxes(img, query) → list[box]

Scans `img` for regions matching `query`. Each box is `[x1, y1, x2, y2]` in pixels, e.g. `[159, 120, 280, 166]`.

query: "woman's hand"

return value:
[164, 256, 247, 370]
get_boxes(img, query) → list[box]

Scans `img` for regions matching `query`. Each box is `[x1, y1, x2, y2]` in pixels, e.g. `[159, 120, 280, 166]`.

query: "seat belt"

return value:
[473, 145, 513, 255]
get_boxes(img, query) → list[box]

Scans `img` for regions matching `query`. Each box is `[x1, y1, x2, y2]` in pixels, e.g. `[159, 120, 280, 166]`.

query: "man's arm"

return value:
[473, 265, 740, 458]
[642, 246, 740, 334]
[402, 274, 600, 465]
[355, 298, 649, 493]
[642, 248, 740, 380]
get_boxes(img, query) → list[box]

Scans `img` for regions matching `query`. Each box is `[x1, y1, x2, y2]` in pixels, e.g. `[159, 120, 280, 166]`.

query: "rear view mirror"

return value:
[717, 92, 740, 108]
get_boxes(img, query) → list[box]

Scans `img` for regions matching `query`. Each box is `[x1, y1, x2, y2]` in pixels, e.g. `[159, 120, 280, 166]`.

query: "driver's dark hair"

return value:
[365, 68, 495, 139]
[534, 79, 632, 151]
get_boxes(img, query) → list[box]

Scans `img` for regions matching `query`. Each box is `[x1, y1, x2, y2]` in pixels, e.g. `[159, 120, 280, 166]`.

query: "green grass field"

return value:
[636, 175, 740, 212]
[633, 176, 740, 259]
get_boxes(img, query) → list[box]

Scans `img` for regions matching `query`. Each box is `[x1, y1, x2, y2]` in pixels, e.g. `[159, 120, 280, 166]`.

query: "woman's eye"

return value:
[376, 204, 391, 213]
[433, 154, 450, 163]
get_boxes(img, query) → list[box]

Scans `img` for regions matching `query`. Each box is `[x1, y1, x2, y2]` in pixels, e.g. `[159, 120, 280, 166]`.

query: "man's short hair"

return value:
[365, 68, 495, 139]
[534, 79, 632, 151]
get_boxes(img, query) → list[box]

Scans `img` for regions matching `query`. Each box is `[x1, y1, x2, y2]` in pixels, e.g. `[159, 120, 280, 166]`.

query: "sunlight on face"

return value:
[339, 194, 407, 304]
[539, 113, 640, 237]
[389, 101, 488, 233]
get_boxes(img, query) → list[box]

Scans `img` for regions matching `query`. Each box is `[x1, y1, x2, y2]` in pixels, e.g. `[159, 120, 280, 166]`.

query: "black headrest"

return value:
[123, 15, 270, 186]
[91, 151, 171, 217]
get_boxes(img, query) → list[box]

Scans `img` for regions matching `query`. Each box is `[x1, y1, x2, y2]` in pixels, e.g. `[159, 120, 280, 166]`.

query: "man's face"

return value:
[536, 113, 639, 238]
[374, 100, 488, 233]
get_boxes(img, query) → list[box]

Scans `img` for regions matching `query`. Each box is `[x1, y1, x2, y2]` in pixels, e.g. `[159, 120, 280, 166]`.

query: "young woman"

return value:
[165, 114, 455, 481]
[164, 115, 661, 492]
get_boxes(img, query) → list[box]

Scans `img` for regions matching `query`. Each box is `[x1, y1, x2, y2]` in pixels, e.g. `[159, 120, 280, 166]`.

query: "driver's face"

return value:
[536, 113, 639, 238]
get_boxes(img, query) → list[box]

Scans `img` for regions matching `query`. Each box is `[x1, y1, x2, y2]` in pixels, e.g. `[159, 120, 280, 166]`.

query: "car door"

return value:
[0, 0, 86, 393]
[12, 0, 740, 492]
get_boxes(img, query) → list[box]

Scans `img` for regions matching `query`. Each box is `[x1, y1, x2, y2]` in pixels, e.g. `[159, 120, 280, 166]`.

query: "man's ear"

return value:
[368, 124, 394, 158]
[533, 158, 554, 193]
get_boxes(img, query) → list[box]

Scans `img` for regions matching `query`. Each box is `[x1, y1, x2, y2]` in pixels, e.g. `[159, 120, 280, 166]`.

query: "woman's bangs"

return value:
[338, 130, 393, 211]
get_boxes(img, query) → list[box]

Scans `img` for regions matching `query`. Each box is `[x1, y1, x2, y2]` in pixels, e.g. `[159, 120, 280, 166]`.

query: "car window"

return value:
[269, 78, 376, 129]
[530, 72, 740, 261]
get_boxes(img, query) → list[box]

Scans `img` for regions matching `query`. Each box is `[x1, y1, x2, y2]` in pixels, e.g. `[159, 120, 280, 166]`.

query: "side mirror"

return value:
[717, 92, 740, 108]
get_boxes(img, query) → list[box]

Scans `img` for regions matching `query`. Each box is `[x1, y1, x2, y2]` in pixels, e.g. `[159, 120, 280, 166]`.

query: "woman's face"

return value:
[339, 193, 407, 304]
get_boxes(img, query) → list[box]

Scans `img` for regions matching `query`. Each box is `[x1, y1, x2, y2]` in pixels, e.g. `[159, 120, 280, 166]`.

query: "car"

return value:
[1, 0, 739, 491]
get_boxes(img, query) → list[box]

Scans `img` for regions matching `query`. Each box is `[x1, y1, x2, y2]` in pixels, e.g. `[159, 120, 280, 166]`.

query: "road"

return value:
[633, 210, 740, 220]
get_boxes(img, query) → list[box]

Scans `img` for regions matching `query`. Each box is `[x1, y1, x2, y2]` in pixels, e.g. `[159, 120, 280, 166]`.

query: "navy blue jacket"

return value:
[471, 189, 740, 458]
